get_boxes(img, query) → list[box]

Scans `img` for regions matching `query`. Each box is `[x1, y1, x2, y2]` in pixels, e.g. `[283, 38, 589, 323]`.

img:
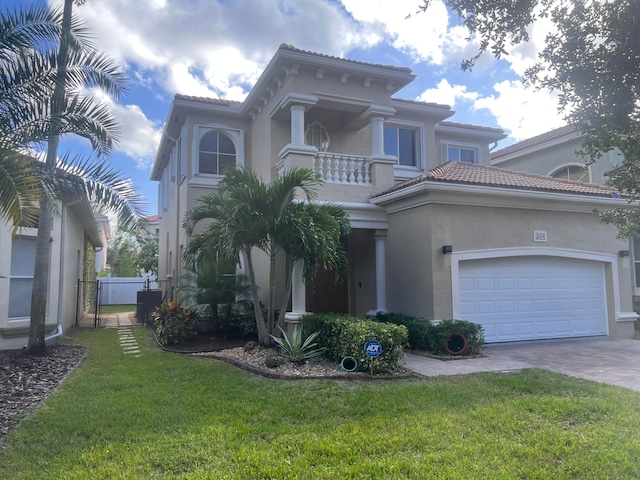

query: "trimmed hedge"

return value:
[375, 313, 485, 356]
[374, 312, 432, 350]
[302, 313, 408, 374]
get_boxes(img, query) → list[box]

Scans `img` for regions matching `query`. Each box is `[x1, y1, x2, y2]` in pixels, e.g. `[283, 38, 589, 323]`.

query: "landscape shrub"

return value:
[374, 312, 433, 350]
[152, 301, 197, 345]
[429, 319, 485, 356]
[302, 313, 408, 374]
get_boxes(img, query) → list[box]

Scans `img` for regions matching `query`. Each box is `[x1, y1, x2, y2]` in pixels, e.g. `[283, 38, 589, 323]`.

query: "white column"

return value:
[285, 261, 306, 326]
[367, 230, 388, 316]
[290, 105, 306, 146]
[371, 116, 385, 157]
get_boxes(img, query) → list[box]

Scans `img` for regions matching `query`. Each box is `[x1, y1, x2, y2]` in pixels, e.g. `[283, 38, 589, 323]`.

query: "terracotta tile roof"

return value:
[278, 44, 413, 74]
[174, 93, 242, 107]
[145, 215, 159, 222]
[491, 125, 576, 160]
[373, 161, 622, 199]
[439, 121, 505, 135]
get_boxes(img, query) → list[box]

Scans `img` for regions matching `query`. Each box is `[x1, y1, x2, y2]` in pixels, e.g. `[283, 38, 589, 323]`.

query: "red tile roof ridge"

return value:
[439, 120, 504, 134]
[278, 44, 413, 74]
[174, 93, 242, 106]
[391, 97, 450, 109]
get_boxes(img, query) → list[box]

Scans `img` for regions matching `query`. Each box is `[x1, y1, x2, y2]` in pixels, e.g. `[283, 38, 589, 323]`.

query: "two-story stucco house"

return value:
[151, 45, 637, 343]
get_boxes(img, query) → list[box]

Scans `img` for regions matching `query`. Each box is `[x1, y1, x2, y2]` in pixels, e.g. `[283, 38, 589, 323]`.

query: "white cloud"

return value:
[342, 0, 454, 64]
[417, 79, 478, 107]
[110, 104, 163, 170]
[474, 81, 565, 140]
[52, 0, 373, 100]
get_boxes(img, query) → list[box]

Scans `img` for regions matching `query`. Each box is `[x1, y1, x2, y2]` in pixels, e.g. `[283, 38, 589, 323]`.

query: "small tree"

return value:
[184, 167, 350, 345]
[136, 235, 159, 277]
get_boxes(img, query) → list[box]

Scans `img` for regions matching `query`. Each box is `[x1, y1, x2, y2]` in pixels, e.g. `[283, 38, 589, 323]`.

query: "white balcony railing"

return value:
[314, 152, 370, 185]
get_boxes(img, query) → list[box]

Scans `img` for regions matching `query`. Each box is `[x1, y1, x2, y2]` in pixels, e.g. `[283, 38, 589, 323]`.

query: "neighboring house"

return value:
[0, 196, 102, 350]
[141, 214, 160, 240]
[151, 44, 637, 343]
[491, 127, 640, 310]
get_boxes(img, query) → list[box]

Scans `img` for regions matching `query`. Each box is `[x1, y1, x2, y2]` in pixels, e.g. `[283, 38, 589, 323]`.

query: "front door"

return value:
[306, 267, 349, 314]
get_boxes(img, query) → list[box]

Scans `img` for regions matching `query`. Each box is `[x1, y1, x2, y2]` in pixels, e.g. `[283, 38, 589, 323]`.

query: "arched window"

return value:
[199, 130, 236, 175]
[551, 165, 588, 182]
[305, 121, 330, 151]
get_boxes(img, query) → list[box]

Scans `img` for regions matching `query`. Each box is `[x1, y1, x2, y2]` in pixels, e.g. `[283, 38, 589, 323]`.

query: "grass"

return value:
[99, 304, 136, 314]
[2, 328, 640, 479]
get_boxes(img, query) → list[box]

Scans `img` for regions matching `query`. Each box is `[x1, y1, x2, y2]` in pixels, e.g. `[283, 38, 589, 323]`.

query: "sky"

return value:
[9, 0, 566, 217]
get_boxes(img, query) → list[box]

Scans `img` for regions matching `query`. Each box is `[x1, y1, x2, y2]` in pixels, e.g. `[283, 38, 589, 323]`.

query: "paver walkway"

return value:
[405, 336, 640, 391]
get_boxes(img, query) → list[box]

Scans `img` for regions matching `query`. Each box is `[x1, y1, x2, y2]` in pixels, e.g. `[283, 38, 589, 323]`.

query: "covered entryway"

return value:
[458, 256, 608, 343]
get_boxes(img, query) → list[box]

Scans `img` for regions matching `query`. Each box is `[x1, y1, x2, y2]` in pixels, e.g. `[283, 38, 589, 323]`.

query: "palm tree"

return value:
[0, 1, 145, 354]
[184, 167, 350, 345]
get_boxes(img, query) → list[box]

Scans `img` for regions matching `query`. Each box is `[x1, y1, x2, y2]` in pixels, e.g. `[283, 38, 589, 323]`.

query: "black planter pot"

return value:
[445, 332, 470, 356]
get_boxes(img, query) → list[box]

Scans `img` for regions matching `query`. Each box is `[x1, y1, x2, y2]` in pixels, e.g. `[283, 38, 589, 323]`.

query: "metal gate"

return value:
[76, 278, 172, 327]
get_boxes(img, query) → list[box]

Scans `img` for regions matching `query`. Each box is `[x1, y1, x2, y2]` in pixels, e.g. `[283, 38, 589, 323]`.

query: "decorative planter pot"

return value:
[445, 333, 470, 356]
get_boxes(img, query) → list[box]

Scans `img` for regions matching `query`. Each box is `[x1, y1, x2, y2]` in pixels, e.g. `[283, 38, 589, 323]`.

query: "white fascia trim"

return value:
[450, 247, 625, 330]
[436, 124, 505, 141]
[371, 180, 631, 210]
[491, 133, 577, 165]
[391, 99, 453, 118]
[272, 93, 319, 117]
[173, 98, 242, 114]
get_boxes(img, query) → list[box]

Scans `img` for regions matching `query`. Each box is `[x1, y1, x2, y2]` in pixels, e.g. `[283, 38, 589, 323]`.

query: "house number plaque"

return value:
[534, 230, 548, 242]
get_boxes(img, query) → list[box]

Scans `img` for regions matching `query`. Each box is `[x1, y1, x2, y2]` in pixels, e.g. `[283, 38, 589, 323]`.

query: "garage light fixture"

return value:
[619, 250, 630, 258]
[442, 245, 453, 254]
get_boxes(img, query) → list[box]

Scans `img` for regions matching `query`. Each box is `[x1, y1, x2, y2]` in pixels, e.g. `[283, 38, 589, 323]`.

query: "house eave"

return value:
[370, 180, 632, 212]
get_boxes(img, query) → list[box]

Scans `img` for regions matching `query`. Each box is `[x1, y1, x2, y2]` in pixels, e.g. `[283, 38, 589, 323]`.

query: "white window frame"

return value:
[548, 163, 591, 182]
[384, 120, 425, 180]
[442, 141, 481, 164]
[631, 237, 640, 296]
[190, 124, 245, 187]
[8, 233, 37, 320]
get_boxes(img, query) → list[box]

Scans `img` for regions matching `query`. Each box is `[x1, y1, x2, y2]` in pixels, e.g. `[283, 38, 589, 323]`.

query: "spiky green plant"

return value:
[269, 325, 324, 364]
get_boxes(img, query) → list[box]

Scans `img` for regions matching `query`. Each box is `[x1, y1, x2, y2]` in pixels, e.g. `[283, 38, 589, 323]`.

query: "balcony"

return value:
[314, 152, 371, 185]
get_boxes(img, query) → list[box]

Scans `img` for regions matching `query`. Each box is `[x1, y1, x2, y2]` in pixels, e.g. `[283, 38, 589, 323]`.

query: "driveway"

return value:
[404, 336, 640, 391]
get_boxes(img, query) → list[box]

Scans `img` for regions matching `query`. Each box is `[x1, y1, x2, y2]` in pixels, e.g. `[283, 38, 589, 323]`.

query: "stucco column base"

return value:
[278, 145, 318, 171]
[369, 155, 397, 193]
[284, 311, 308, 335]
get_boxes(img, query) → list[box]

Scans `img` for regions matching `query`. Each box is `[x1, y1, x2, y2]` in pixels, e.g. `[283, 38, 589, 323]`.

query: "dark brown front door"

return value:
[306, 267, 349, 314]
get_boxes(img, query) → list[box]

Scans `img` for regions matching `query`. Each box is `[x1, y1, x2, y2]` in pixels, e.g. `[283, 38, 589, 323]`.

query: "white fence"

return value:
[99, 276, 158, 305]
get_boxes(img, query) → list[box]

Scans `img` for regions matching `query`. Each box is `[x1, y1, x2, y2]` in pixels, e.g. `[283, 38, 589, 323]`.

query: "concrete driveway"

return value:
[404, 336, 640, 391]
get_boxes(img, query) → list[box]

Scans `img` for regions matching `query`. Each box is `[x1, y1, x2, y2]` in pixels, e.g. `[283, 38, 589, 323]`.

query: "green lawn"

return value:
[99, 304, 136, 314]
[2, 328, 640, 479]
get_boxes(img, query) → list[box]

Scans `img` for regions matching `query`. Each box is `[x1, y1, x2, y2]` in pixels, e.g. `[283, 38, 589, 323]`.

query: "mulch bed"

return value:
[0, 345, 87, 446]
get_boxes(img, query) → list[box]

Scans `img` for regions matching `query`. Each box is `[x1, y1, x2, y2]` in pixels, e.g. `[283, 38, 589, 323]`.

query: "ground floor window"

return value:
[9, 236, 36, 318]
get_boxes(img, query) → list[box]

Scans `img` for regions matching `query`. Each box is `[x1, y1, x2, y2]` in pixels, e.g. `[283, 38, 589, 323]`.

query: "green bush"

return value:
[152, 301, 197, 345]
[374, 313, 485, 356]
[374, 312, 433, 350]
[429, 319, 485, 356]
[302, 313, 408, 374]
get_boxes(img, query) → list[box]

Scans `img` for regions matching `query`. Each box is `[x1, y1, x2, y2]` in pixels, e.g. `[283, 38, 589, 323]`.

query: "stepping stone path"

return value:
[117, 327, 141, 357]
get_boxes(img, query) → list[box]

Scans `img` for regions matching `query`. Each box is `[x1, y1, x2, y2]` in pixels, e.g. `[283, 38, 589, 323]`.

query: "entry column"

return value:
[367, 230, 388, 316]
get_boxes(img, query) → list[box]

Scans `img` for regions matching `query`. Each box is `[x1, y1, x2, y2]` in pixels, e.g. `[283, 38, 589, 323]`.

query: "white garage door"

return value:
[459, 256, 607, 343]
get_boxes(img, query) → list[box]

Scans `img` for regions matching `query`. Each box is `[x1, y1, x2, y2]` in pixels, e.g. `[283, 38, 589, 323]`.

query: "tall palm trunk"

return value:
[26, 0, 73, 355]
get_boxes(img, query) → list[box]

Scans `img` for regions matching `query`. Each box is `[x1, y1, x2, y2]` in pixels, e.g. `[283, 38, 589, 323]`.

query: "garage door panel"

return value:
[459, 256, 607, 343]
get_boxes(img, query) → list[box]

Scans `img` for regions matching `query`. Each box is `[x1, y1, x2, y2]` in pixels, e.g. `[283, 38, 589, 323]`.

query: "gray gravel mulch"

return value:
[0, 345, 87, 446]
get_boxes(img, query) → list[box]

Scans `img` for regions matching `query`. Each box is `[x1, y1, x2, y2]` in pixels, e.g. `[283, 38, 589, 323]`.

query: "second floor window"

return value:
[384, 126, 418, 167]
[444, 143, 479, 164]
[199, 130, 236, 175]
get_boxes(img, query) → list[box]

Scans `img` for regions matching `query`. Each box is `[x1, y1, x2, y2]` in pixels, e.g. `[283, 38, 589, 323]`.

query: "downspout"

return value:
[48, 202, 70, 343]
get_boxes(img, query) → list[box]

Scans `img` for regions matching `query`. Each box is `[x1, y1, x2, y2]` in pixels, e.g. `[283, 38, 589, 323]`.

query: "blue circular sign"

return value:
[364, 340, 382, 358]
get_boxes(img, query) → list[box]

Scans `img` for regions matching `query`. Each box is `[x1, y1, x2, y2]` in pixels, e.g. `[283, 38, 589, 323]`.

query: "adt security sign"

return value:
[364, 340, 382, 358]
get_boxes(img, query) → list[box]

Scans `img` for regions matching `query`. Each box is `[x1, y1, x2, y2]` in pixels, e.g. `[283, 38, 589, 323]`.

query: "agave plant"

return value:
[269, 325, 325, 364]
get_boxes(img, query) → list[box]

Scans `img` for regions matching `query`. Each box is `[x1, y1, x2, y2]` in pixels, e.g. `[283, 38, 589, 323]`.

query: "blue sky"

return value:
[8, 0, 565, 218]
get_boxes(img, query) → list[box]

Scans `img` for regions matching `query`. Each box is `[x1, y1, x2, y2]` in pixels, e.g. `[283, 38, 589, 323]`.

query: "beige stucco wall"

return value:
[382, 189, 635, 338]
